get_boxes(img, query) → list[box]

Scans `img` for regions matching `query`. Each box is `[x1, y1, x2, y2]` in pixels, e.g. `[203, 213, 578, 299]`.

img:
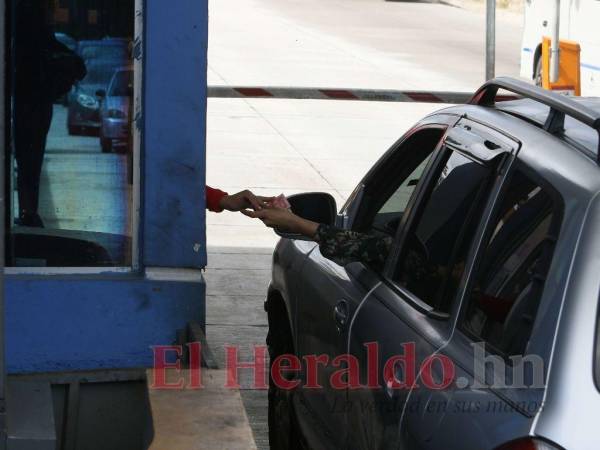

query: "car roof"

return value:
[433, 99, 600, 198]
[494, 96, 600, 126]
[86, 58, 125, 68]
[79, 39, 126, 47]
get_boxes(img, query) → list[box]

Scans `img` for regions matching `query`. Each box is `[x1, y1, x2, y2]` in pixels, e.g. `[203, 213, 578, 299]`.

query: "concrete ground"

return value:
[41, 106, 132, 235]
[204, 0, 524, 448]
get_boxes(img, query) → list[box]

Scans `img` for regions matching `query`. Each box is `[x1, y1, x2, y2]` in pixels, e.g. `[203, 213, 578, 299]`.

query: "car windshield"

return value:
[81, 45, 128, 61]
[109, 70, 133, 97]
[82, 64, 116, 86]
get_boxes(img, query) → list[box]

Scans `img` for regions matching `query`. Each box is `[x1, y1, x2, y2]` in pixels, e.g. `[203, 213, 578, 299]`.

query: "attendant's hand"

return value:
[219, 190, 275, 212]
[241, 207, 319, 238]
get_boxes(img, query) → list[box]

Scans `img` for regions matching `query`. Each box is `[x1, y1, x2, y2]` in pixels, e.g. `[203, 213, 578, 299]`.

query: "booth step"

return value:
[146, 368, 257, 450]
[6, 380, 56, 450]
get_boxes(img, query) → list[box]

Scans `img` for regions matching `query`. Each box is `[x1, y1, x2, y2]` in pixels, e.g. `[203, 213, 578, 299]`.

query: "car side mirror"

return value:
[95, 89, 106, 98]
[275, 192, 337, 241]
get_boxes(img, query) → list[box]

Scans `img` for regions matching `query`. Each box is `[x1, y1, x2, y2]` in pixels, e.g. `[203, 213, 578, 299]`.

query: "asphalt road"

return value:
[209, 0, 524, 91]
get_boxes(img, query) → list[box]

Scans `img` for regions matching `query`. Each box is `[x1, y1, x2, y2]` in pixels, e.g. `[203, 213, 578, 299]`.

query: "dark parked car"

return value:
[98, 66, 133, 153]
[66, 39, 130, 135]
[266, 78, 600, 450]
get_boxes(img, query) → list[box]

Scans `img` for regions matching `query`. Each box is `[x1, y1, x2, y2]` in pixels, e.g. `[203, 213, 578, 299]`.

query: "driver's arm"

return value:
[315, 224, 393, 269]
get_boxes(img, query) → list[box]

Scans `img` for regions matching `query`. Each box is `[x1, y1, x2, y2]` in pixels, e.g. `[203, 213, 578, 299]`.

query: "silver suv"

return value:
[265, 78, 600, 450]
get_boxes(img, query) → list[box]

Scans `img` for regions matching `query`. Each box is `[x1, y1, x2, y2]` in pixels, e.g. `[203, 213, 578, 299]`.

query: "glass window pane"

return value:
[563, 115, 600, 156]
[360, 127, 446, 236]
[461, 170, 559, 357]
[9, 0, 135, 267]
[371, 155, 433, 235]
[394, 151, 494, 311]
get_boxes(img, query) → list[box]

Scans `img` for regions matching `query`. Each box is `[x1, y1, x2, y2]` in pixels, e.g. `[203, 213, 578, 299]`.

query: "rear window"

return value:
[460, 168, 562, 357]
[563, 115, 600, 157]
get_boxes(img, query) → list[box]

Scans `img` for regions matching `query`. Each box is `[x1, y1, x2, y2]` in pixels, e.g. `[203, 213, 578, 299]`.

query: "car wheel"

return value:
[534, 57, 543, 87]
[267, 302, 302, 450]
[101, 138, 112, 153]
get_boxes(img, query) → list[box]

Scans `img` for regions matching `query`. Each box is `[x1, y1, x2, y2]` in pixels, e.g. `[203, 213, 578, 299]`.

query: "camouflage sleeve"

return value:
[315, 224, 394, 268]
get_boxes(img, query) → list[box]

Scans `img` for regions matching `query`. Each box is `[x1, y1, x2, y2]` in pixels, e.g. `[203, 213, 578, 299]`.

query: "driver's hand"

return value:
[241, 207, 299, 231]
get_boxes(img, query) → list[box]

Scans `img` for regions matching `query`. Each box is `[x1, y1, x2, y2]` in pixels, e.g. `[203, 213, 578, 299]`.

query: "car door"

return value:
[345, 119, 519, 450]
[400, 163, 564, 450]
[293, 118, 454, 450]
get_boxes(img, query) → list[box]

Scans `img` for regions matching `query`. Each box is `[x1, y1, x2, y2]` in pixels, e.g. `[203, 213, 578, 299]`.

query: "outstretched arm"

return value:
[315, 224, 393, 268]
[206, 186, 274, 212]
[241, 208, 393, 267]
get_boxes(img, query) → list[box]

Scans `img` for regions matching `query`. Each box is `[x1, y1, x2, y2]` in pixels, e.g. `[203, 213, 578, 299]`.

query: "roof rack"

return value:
[470, 77, 600, 166]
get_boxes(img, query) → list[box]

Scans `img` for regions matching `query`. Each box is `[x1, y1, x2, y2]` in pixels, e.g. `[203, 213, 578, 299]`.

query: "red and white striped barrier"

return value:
[207, 86, 474, 104]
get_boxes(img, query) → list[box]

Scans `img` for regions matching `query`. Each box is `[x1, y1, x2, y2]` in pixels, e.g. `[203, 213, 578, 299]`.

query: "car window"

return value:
[109, 70, 133, 97]
[393, 150, 496, 312]
[460, 169, 561, 357]
[355, 127, 446, 236]
[82, 63, 116, 86]
[371, 156, 432, 235]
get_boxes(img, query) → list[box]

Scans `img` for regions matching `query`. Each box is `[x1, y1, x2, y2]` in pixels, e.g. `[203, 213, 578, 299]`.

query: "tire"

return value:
[100, 137, 112, 153]
[534, 57, 543, 87]
[267, 301, 302, 450]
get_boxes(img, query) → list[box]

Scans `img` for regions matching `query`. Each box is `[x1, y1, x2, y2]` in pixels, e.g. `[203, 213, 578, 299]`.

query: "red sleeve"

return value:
[206, 186, 228, 212]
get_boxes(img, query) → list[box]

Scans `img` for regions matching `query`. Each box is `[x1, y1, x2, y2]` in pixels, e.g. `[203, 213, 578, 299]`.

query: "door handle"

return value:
[333, 300, 349, 332]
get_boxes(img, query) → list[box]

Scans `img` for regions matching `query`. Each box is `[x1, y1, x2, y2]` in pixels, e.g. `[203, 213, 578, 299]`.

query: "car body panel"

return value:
[100, 68, 133, 145]
[532, 193, 600, 450]
[349, 120, 520, 450]
[294, 254, 381, 448]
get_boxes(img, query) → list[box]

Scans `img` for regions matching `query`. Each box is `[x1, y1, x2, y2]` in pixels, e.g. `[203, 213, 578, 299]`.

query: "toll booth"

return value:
[1, 0, 209, 447]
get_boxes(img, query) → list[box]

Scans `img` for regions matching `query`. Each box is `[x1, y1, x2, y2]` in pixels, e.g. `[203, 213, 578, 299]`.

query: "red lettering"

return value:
[187, 342, 204, 389]
[151, 345, 185, 390]
[383, 342, 417, 389]
[420, 354, 455, 390]
[303, 354, 329, 389]
[271, 354, 301, 390]
[330, 354, 361, 390]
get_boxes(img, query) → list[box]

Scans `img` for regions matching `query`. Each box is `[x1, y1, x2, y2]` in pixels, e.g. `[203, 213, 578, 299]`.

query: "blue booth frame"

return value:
[5, 0, 209, 374]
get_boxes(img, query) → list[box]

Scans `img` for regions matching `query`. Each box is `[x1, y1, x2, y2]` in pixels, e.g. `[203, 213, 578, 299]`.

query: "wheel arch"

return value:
[266, 288, 296, 352]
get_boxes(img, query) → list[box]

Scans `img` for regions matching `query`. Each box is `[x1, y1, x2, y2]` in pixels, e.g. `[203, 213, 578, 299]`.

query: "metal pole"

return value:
[0, 0, 7, 446]
[486, 0, 496, 81]
[550, 0, 561, 83]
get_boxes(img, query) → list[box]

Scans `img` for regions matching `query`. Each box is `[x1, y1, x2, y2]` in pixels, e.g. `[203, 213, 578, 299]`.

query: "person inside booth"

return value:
[14, 0, 86, 228]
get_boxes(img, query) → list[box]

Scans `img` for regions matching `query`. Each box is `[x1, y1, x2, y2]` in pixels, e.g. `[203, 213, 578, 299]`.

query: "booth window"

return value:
[7, 0, 135, 267]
